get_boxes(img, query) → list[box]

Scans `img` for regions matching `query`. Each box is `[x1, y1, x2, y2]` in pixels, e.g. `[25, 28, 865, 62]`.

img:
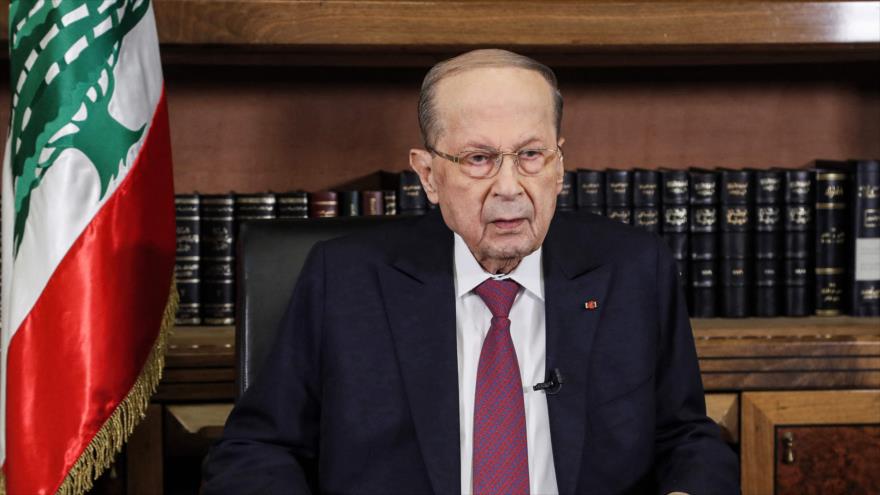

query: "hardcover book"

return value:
[200, 193, 236, 325]
[784, 169, 815, 316]
[689, 169, 719, 317]
[605, 169, 632, 225]
[276, 191, 309, 219]
[849, 159, 880, 316]
[633, 169, 660, 233]
[339, 191, 362, 217]
[719, 168, 754, 317]
[175, 194, 201, 325]
[361, 190, 385, 216]
[576, 169, 605, 215]
[309, 191, 339, 218]
[397, 170, 428, 215]
[754, 169, 783, 316]
[556, 170, 577, 212]
[813, 160, 850, 316]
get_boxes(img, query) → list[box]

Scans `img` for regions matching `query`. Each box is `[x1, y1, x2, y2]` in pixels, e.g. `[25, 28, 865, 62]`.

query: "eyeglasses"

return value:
[426, 145, 563, 179]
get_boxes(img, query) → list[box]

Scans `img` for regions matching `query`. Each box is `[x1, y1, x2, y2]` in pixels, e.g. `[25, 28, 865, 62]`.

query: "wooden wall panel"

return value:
[2, 62, 878, 194]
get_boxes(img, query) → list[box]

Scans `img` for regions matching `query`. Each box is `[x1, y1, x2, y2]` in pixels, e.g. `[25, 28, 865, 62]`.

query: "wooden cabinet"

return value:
[742, 390, 880, 495]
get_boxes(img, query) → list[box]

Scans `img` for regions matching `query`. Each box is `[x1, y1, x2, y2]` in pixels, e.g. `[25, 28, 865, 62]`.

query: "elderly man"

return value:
[203, 49, 739, 494]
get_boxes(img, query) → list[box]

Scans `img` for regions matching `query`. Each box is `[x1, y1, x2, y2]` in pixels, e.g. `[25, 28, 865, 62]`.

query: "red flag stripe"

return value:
[3, 88, 175, 495]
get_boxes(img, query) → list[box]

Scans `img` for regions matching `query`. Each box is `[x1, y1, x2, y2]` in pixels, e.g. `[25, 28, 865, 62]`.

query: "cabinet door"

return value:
[741, 390, 880, 495]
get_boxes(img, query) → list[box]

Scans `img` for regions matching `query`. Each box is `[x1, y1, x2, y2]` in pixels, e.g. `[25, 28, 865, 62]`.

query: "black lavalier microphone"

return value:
[533, 368, 564, 395]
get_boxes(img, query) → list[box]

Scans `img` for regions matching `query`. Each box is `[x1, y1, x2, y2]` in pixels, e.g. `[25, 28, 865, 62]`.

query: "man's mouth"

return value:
[491, 218, 525, 230]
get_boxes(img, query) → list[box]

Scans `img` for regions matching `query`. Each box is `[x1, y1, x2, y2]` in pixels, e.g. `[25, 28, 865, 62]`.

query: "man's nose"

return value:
[491, 154, 525, 197]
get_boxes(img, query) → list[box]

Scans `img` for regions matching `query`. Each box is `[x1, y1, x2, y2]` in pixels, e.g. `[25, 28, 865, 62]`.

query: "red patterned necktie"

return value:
[472, 278, 530, 495]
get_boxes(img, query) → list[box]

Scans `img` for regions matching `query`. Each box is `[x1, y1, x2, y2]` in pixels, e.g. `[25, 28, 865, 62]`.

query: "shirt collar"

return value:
[453, 233, 544, 301]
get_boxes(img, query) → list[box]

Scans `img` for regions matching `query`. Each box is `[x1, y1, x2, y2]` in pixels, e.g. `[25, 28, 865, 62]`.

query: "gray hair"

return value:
[417, 49, 564, 147]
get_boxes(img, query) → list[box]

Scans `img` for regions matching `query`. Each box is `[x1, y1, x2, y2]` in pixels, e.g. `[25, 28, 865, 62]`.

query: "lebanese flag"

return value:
[1, 1, 176, 493]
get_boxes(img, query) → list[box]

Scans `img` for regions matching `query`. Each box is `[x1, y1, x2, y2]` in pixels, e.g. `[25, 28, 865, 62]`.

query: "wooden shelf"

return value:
[164, 317, 880, 396]
[2, 2, 878, 65]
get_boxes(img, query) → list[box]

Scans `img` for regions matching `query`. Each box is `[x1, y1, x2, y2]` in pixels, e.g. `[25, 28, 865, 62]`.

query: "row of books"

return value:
[174, 171, 429, 325]
[553, 160, 879, 318]
[174, 160, 879, 325]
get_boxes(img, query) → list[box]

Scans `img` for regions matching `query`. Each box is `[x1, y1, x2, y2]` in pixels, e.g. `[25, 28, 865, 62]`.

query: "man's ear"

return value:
[409, 148, 440, 204]
[554, 136, 566, 193]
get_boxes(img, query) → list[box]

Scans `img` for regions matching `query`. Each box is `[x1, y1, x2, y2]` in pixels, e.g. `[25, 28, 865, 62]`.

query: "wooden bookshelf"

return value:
[2, 2, 879, 66]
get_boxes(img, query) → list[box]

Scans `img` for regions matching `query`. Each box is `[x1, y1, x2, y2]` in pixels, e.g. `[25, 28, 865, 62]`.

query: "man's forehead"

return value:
[434, 66, 553, 106]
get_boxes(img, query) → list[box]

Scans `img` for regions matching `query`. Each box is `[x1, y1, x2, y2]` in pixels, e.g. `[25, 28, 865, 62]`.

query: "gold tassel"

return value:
[0, 281, 178, 495]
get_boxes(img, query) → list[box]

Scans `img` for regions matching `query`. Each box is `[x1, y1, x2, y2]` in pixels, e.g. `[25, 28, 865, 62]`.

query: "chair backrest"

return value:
[235, 217, 401, 398]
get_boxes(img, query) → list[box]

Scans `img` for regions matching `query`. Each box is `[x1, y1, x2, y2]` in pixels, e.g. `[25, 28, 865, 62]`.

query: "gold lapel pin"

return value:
[584, 300, 598, 310]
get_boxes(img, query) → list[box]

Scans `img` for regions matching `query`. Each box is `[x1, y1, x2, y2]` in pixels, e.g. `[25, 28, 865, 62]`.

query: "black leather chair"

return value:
[235, 217, 401, 398]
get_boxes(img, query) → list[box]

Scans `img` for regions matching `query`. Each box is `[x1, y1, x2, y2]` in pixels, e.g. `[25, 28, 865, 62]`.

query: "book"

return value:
[813, 160, 850, 316]
[384, 190, 397, 216]
[689, 169, 719, 317]
[361, 190, 385, 216]
[754, 169, 784, 316]
[783, 169, 814, 316]
[633, 169, 660, 233]
[309, 191, 339, 218]
[276, 191, 309, 219]
[719, 169, 754, 317]
[605, 169, 632, 225]
[235, 193, 276, 222]
[175, 194, 201, 325]
[339, 191, 362, 217]
[556, 170, 577, 212]
[849, 159, 880, 316]
[661, 169, 690, 297]
[396, 170, 428, 215]
[200, 193, 236, 325]
[576, 169, 605, 215]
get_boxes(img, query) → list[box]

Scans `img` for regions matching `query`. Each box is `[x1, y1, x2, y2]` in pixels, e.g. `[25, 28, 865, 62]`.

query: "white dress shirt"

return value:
[454, 234, 559, 495]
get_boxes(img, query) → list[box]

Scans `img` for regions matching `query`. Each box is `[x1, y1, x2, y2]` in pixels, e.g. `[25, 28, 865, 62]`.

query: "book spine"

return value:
[276, 191, 309, 219]
[200, 194, 236, 325]
[398, 170, 428, 215]
[235, 193, 277, 222]
[850, 160, 880, 316]
[754, 169, 784, 316]
[309, 191, 339, 218]
[814, 162, 849, 316]
[175, 194, 201, 325]
[339, 191, 362, 217]
[576, 169, 605, 215]
[605, 169, 632, 225]
[719, 169, 754, 317]
[556, 170, 577, 212]
[783, 169, 815, 316]
[689, 169, 718, 317]
[632, 169, 660, 233]
[383, 190, 397, 216]
[361, 190, 385, 216]
[661, 169, 690, 300]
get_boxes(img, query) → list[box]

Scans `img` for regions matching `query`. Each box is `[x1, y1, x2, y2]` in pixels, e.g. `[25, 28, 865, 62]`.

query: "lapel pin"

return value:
[584, 300, 599, 310]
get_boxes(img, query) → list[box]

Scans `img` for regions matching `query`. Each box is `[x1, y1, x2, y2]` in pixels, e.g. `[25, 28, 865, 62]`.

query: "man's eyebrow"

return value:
[460, 136, 546, 150]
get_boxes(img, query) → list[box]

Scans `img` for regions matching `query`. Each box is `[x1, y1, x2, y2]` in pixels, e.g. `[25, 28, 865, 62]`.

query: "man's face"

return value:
[410, 67, 564, 272]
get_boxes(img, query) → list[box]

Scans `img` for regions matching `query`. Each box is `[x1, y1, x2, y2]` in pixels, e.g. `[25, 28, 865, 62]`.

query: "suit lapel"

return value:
[378, 212, 460, 495]
[542, 215, 612, 495]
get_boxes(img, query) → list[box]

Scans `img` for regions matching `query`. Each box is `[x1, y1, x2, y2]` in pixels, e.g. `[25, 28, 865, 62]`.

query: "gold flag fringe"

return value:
[0, 281, 179, 495]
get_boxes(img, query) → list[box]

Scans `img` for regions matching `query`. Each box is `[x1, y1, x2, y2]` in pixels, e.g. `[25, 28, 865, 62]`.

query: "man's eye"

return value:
[519, 150, 542, 161]
[464, 153, 492, 165]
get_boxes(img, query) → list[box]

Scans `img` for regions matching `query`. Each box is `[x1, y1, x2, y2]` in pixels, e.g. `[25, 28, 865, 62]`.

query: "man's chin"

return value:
[479, 239, 539, 263]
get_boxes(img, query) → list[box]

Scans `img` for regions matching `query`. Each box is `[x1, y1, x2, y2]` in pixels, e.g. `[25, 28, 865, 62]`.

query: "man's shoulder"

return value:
[549, 212, 664, 263]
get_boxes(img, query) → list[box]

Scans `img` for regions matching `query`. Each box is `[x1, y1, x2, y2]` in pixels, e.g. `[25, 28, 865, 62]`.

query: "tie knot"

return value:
[473, 278, 520, 318]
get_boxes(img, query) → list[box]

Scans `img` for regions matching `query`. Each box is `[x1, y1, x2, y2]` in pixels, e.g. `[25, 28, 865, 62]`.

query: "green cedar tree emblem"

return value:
[8, 0, 150, 257]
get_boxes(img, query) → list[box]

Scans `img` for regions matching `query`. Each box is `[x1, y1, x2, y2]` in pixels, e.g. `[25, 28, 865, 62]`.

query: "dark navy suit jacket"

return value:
[203, 211, 740, 494]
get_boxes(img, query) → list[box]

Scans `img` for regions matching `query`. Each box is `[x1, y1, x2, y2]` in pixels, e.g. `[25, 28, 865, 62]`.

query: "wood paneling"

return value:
[741, 390, 880, 494]
[775, 425, 880, 495]
[4, 2, 879, 56]
[155, 62, 880, 194]
[706, 393, 740, 443]
[126, 404, 164, 495]
[33, 2, 880, 49]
